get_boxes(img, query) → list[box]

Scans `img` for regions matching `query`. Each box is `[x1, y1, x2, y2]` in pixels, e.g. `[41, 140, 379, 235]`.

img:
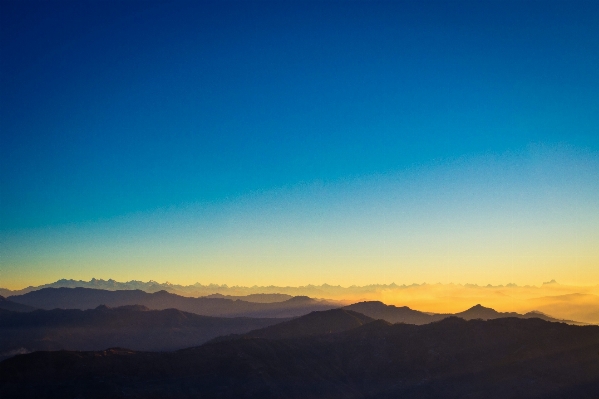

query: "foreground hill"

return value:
[0, 305, 285, 360]
[0, 296, 35, 313]
[345, 301, 585, 325]
[1, 317, 598, 399]
[8, 288, 337, 318]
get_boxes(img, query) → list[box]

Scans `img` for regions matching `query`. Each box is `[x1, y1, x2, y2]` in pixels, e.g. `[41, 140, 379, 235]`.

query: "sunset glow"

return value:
[2, 1, 598, 303]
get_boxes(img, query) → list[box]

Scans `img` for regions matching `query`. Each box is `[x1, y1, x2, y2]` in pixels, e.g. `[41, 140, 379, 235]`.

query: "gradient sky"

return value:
[1, 1, 598, 290]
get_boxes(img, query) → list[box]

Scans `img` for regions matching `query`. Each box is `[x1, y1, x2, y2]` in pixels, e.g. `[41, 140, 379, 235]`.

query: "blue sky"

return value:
[1, 1, 598, 288]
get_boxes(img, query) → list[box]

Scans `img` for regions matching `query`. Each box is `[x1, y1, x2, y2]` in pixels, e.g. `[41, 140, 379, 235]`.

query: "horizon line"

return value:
[4, 277, 599, 292]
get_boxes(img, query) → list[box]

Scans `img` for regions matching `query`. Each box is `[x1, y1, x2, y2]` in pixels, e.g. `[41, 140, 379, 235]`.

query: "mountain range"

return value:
[0, 278, 368, 298]
[8, 287, 337, 318]
[2, 315, 598, 398]
[0, 278, 410, 298]
[0, 295, 586, 362]
[7, 288, 585, 325]
[344, 301, 584, 325]
[204, 293, 294, 302]
[0, 305, 286, 361]
[4, 278, 599, 324]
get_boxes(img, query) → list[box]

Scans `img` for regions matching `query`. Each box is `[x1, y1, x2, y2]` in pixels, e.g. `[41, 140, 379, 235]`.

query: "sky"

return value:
[1, 0, 598, 290]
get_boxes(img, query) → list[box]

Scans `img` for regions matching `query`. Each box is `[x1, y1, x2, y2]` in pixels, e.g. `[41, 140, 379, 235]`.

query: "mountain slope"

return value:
[215, 309, 375, 342]
[1, 317, 598, 398]
[344, 301, 444, 324]
[346, 301, 585, 325]
[455, 304, 585, 324]
[0, 296, 35, 313]
[8, 287, 337, 318]
[0, 305, 286, 359]
[454, 303, 520, 320]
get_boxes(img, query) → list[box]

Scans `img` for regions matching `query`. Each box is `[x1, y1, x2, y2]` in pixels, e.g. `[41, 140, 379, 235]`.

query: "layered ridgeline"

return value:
[6, 288, 584, 324]
[4, 278, 598, 324]
[1, 297, 583, 363]
[1, 278, 359, 298]
[0, 296, 35, 313]
[344, 302, 585, 325]
[0, 307, 369, 361]
[211, 308, 375, 342]
[2, 315, 598, 399]
[8, 288, 337, 318]
[0, 305, 286, 360]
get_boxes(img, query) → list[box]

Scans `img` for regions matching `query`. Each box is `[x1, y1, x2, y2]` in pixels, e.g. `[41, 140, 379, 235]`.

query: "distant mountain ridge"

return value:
[204, 293, 294, 303]
[0, 278, 220, 297]
[0, 278, 408, 298]
[7, 288, 586, 325]
[4, 278, 598, 323]
[453, 303, 584, 324]
[345, 301, 586, 325]
[3, 277, 573, 299]
[8, 287, 338, 318]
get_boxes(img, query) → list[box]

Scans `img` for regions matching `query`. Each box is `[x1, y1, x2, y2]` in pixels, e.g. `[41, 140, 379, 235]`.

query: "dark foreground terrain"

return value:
[1, 316, 598, 399]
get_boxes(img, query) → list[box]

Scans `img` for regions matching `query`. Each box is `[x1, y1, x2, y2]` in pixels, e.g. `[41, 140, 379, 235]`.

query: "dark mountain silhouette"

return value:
[0, 305, 286, 360]
[2, 317, 598, 398]
[344, 301, 445, 324]
[455, 303, 518, 319]
[0, 296, 35, 313]
[8, 287, 337, 318]
[204, 293, 294, 302]
[212, 308, 374, 342]
[455, 304, 584, 324]
[345, 301, 585, 325]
